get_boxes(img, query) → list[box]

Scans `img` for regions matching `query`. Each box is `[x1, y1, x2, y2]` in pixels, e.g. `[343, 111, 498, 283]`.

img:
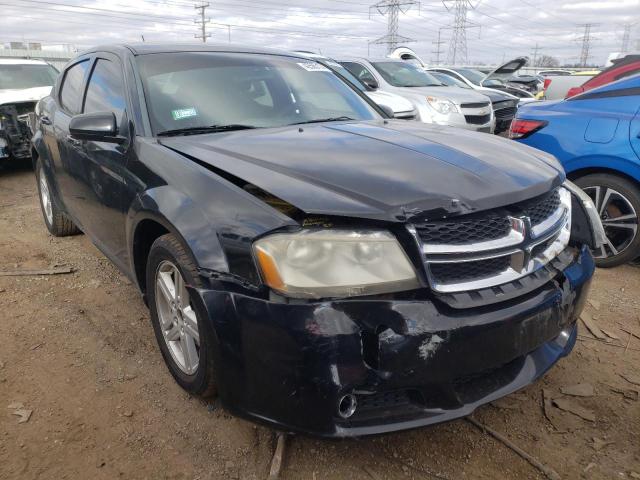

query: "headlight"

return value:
[426, 96, 458, 115]
[253, 229, 420, 299]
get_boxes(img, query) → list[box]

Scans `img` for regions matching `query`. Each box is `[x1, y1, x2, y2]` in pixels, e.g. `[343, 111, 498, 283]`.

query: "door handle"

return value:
[66, 135, 83, 148]
[40, 116, 52, 125]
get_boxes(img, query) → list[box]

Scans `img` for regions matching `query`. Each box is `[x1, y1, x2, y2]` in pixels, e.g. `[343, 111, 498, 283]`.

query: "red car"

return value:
[566, 54, 640, 98]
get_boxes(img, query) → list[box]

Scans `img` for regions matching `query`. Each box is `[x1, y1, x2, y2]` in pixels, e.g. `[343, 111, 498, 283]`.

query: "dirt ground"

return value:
[0, 163, 639, 480]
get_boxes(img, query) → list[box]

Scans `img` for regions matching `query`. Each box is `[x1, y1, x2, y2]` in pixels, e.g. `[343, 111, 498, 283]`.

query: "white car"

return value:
[292, 52, 417, 120]
[0, 59, 58, 164]
[339, 57, 495, 133]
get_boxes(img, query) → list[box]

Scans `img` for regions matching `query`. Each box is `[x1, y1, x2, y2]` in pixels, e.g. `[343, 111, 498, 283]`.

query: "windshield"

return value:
[0, 64, 58, 90]
[431, 72, 471, 89]
[371, 62, 442, 87]
[453, 68, 487, 86]
[137, 52, 379, 135]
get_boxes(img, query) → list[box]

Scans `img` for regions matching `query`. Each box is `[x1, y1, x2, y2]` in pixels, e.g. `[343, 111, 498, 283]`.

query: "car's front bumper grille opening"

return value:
[430, 256, 511, 284]
[410, 187, 572, 294]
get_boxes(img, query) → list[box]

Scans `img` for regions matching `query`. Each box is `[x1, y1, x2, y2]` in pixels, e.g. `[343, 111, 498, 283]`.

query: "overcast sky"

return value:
[0, 0, 638, 66]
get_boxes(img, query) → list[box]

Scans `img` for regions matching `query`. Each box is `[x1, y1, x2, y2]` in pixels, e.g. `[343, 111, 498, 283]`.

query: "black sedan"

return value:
[32, 44, 602, 437]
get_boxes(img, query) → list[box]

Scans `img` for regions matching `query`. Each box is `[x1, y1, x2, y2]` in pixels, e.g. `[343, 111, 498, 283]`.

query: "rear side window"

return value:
[84, 59, 126, 117]
[60, 60, 89, 114]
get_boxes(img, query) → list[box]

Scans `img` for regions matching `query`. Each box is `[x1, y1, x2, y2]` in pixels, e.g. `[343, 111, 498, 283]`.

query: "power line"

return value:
[621, 23, 631, 54]
[531, 42, 541, 67]
[194, 2, 211, 43]
[431, 27, 446, 64]
[369, 0, 420, 54]
[443, 0, 478, 65]
[578, 23, 597, 67]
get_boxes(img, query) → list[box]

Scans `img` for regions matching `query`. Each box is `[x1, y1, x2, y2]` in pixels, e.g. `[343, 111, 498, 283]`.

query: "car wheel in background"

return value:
[35, 160, 81, 237]
[146, 233, 217, 397]
[574, 174, 640, 267]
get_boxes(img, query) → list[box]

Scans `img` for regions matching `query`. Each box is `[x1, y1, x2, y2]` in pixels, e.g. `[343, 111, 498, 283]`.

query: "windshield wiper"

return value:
[157, 124, 257, 137]
[289, 116, 355, 125]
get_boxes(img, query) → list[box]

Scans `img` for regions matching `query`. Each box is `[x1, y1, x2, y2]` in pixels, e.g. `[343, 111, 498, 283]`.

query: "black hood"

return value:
[159, 120, 564, 222]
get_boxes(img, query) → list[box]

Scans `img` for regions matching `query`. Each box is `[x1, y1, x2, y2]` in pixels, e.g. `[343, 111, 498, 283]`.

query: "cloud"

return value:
[0, 0, 638, 66]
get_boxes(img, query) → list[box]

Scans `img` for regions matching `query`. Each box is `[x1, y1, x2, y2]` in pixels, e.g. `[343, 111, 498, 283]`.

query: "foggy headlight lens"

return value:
[254, 229, 420, 299]
[426, 96, 457, 115]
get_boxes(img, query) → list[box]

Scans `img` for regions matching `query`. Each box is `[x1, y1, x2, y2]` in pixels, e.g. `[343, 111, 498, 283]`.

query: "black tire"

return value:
[35, 160, 81, 237]
[146, 233, 217, 398]
[574, 173, 640, 268]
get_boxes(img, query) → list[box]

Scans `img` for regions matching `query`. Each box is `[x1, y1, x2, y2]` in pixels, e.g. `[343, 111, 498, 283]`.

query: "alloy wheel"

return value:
[39, 169, 53, 226]
[582, 186, 639, 259]
[155, 260, 200, 375]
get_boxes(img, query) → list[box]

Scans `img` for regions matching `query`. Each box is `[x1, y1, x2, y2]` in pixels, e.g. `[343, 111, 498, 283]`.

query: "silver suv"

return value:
[339, 58, 494, 133]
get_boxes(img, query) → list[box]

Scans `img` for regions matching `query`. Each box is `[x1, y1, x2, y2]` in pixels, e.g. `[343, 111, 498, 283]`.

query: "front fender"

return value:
[127, 186, 228, 280]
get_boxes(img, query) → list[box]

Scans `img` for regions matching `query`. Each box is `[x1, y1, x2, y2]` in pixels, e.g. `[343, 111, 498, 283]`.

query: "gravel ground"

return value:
[1, 164, 639, 480]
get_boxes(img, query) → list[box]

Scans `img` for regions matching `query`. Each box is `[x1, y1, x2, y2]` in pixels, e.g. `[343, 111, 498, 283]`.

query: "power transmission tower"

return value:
[621, 23, 631, 54]
[443, 0, 479, 66]
[194, 2, 211, 43]
[578, 23, 596, 67]
[431, 27, 446, 65]
[531, 43, 541, 67]
[369, 0, 420, 54]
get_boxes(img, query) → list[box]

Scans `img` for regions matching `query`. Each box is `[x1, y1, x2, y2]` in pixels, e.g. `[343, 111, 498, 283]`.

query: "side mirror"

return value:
[69, 111, 122, 143]
[363, 78, 379, 90]
[379, 104, 395, 118]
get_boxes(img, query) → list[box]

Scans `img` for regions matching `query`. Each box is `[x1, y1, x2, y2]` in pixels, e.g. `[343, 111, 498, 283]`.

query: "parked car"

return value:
[339, 58, 495, 132]
[538, 69, 574, 76]
[541, 71, 598, 100]
[293, 51, 417, 120]
[510, 73, 640, 266]
[431, 71, 519, 134]
[33, 43, 603, 437]
[565, 54, 640, 98]
[486, 57, 543, 95]
[0, 59, 58, 165]
[428, 66, 536, 102]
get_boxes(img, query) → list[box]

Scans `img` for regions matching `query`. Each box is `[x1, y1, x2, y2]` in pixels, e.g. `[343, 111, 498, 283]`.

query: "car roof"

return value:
[0, 58, 50, 65]
[81, 43, 304, 58]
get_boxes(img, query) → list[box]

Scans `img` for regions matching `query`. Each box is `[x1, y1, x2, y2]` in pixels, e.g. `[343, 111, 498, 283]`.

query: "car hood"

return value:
[480, 88, 519, 103]
[0, 86, 52, 106]
[392, 86, 491, 105]
[159, 120, 563, 222]
[486, 57, 528, 81]
[365, 90, 415, 113]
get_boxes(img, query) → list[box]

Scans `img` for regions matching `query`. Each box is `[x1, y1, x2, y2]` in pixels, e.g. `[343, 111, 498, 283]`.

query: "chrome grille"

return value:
[494, 106, 517, 119]
[415, 215, 510, 245]
[410, 187, 572, 294]
[523, 189, 560, 225]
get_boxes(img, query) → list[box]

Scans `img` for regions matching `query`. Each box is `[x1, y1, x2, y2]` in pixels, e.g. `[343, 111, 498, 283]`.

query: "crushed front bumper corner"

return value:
[192, 245, 594, 437]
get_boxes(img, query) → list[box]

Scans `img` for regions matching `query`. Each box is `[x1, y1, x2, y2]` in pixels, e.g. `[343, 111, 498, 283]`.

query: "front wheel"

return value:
[146, 233, 217, 397]
[35, 160, 81, 237]
[574, 173, 640, 267]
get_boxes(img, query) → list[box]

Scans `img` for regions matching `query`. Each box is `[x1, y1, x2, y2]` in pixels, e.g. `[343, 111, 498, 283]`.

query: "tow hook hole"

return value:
[337, 394, 357, 419]
[362, 326, 386, 370]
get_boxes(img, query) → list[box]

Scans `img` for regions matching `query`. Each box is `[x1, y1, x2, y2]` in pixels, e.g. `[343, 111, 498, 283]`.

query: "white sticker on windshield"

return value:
[297, 62, 331, 72]
[171, 107, 198, 121]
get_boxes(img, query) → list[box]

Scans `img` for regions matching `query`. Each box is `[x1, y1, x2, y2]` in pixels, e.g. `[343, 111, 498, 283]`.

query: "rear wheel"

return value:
[35, 160, 81, 237]
[574, 174, 640, 267]
[146, 233, 217, 397]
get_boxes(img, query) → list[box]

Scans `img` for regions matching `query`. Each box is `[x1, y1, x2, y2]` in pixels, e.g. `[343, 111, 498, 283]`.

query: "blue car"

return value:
[511, 74, 640, 266]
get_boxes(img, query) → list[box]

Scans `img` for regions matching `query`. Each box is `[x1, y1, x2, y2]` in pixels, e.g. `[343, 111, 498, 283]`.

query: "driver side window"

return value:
[83, 58, 126, 120]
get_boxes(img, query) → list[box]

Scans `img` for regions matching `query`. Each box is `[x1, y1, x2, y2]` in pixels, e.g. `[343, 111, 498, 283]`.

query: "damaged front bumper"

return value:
[0, 103, 36, 161]
[191, 245, 594, 437]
